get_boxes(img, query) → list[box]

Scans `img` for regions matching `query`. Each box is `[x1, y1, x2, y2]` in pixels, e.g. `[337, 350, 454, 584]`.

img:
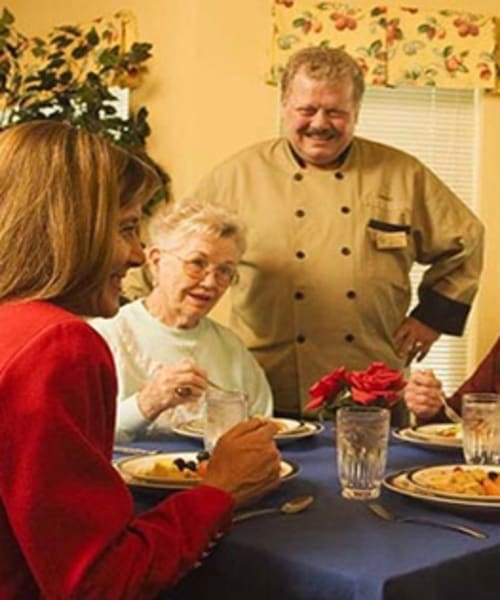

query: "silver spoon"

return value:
[233, 495, 314, 523]
[367, 502, 487, 539]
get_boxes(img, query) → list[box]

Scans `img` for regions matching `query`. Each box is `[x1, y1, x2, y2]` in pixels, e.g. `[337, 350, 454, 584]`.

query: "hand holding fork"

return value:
[404, 369, 461, 423]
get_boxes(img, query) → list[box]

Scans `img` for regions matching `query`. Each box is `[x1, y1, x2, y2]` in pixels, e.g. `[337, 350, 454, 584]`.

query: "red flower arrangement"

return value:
[306, 362, 405, 413]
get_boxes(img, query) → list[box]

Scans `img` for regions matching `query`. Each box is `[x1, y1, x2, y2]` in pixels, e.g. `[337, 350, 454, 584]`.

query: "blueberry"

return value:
[173, 458, 186, 471]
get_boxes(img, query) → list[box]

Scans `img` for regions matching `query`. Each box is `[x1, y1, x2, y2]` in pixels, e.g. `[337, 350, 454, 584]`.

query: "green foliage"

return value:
[0, 8, 169, 211]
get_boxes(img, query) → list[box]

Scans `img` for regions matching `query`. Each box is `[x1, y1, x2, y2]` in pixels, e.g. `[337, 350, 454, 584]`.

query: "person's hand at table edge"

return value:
[204, 418, 281, 508]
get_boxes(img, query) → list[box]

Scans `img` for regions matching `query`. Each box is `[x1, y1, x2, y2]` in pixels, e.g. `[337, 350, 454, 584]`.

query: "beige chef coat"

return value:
[192, 137, 484, 416]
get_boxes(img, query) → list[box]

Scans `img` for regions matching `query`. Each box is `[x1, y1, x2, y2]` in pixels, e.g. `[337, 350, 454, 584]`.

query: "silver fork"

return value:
[439, 393, 462, 424]
[207, 378, 231, 392]
[367, 502, 487, 539]
[174, 378, 231, 398]
[113, 445, 162, 456]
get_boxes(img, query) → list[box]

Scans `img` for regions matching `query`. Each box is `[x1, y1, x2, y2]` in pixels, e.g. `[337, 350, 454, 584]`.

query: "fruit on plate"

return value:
[482, 472, 500, 496]
[436, 424, 462, 439]
[140, 452, 210, 480]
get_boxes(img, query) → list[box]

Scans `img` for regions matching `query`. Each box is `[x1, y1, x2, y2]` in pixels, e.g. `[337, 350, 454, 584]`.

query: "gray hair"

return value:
[147, 198, 247, 256]
[281, 46, 365, 105]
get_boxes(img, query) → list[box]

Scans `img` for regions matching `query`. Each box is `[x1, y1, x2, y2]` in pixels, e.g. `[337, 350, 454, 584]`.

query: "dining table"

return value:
[115, 425, 500, 600]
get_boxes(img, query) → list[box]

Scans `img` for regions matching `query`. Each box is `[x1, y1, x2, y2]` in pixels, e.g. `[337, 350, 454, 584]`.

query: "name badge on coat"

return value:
[375, 231, 408, 249]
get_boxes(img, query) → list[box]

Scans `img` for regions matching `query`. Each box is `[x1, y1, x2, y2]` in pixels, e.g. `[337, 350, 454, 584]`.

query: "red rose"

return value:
[346, 362, 404, 407]
[306, 367, 347, 410]
[307, 362, 404, 413]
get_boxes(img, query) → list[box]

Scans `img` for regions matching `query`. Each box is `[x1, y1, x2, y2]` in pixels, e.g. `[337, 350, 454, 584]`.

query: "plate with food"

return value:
[383, 468, 500, 513]
[393, 423, 462, 449]
[173, 417, 323, 442]
[115, 452, 300, 490]
[408, 464, 500, 502]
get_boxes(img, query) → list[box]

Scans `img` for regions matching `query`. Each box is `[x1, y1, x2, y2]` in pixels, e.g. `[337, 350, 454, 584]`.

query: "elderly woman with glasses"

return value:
[92, 198, 273, 442]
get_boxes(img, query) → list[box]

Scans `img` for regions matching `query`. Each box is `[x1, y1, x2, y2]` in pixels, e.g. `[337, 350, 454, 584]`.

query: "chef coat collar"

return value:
[286, 140, 353, 171]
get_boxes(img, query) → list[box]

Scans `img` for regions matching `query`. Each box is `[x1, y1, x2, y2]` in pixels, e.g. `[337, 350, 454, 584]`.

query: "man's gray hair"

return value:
[281, 46, 365, 105]
[148, 198, 247, 256]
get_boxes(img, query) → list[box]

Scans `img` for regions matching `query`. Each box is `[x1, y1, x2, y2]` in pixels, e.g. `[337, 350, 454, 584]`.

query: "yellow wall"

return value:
[9, 0, 500, 365]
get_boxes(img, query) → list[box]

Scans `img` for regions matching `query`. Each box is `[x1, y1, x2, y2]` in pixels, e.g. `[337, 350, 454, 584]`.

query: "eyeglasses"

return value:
[159, 250, 238, 285]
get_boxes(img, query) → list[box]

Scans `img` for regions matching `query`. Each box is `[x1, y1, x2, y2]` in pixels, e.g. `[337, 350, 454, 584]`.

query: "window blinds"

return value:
[356, 86, 479, 394]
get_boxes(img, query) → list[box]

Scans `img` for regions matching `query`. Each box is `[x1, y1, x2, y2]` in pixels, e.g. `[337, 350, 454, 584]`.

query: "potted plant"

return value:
[0, 7, 168, 213]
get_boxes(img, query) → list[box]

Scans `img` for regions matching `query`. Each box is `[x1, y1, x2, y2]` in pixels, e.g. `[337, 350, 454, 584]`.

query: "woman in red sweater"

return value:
[0, 121, 281, 599]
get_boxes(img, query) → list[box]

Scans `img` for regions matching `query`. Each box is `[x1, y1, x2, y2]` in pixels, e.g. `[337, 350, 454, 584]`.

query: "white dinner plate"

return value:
[408, 464, 500, 502]
[411, 423, 462, 442]
[173, 418, 324, 442]
[115, 452, 300, 491]
[383, 468, 500, 514]
[393, 424, 462, 450]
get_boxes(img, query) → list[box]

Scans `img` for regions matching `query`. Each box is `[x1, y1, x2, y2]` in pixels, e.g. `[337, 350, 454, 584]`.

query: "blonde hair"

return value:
[0, 120, 160, 314]
[281, 46, 365, 105]
[148, 198, 247, 256]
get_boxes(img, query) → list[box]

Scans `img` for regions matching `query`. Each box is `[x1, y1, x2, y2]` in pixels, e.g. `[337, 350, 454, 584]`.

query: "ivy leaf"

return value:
[369, 40, 383, 55]
[50, 35, 73, 49]
[71, 44, 89, 59]
[47, 58, 66, 70]
[98, 47, 120, 68]
[57, 25, 81, 36]
[47, 50, 64, 60]
[0, 7, 15, 27]
[0, 9, 166, 211]
[86, 27, 100, 47]
[135, 106, 151, 139]
[101, 104, 116, 115]
[31, 45, 46, 58]
[59, 71, 73, 85]
[38, 70, 58, 91]
[124, 42, 152, 64]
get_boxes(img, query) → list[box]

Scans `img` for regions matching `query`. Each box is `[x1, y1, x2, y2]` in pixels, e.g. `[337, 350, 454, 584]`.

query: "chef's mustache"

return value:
[301, 127, 340, 140]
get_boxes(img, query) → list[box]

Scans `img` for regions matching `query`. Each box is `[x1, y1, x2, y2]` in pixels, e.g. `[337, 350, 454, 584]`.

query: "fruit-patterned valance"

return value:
[270, 1, 498, 92]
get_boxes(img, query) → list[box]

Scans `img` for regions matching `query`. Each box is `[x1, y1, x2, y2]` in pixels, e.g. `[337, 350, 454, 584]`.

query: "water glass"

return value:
[462, 393, 500, 465]
[336, 406, 390, 500]
[203, 388, 248, 452]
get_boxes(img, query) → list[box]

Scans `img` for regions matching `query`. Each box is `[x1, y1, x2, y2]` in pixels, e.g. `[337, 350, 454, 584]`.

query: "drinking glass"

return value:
[336, 406, 390, 500]
[462, 393, 500, 465]
[203, 388, 248, 452]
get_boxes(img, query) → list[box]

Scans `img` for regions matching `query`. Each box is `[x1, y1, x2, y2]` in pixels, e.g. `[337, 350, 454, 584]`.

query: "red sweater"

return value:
[0, 301, 233, 599]
[447, 337, 500, 414]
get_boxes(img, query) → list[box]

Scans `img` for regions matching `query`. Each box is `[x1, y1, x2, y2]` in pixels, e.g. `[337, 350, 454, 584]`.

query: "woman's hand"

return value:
[137, 358, 208, 421]
[204, 418, 282, 507]
[404, 368, 444, 419]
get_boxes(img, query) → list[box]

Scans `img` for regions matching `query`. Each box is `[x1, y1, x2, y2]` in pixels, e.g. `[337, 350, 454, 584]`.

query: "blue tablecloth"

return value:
[121, 428, 500, 600]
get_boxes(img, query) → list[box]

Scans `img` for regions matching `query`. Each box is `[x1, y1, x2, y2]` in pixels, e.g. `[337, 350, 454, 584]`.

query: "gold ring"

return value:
[175, 386, 192, 398]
